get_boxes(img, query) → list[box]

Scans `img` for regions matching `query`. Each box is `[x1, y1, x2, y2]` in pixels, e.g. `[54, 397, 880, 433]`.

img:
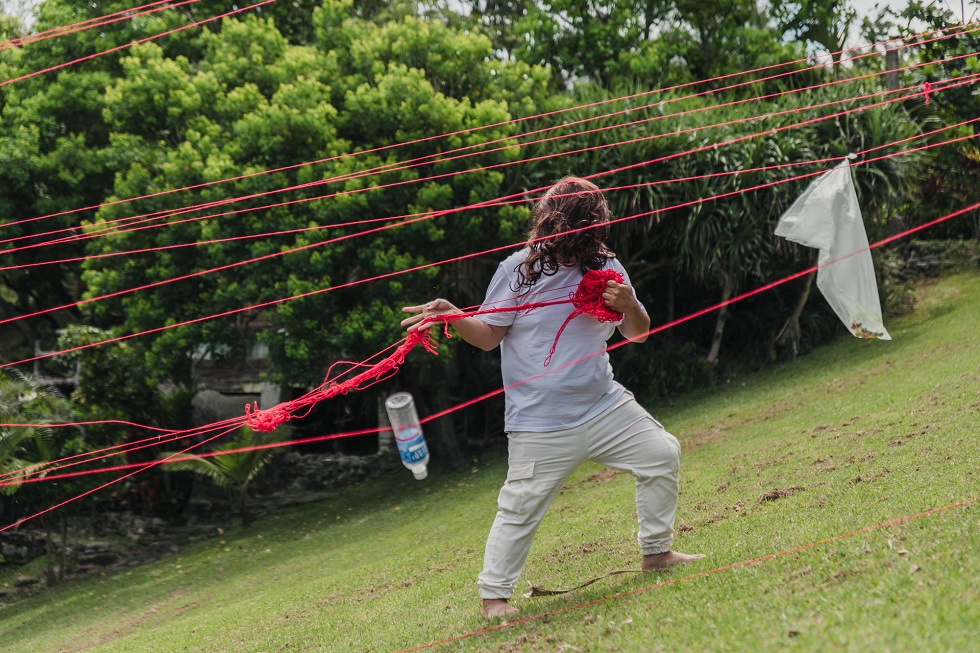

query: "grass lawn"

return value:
[1, 271, 977, 652]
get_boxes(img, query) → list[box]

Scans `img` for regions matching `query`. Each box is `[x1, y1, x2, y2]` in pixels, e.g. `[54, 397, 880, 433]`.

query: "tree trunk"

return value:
[40, 515, 59, 587]
[59, 515, 68, 583]
[770, 272, 817, 360]
[240, 490, 251, 528]
[768, 258, 818, 362]
[415, 354, 467, 473]
[377, 394, 393, 455]
[706, 278, 735, 366]
[431, 381, 466, 473]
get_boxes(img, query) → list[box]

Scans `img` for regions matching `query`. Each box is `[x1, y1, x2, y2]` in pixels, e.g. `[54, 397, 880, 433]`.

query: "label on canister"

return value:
[394, 427, 428, 464]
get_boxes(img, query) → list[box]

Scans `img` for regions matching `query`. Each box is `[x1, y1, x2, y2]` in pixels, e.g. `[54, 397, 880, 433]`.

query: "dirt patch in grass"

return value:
[686, 425, 729, 449]
[478, 631, 557, 653]
[677, 511, 728, 534]
[579, 467, 622, 486]
[788, 566, 812, 579]
[757, 486, 805, 503]
[541, 538, 615, 566]
[807, 457, 837, 473]
[847, 469, 892, 484]
[752, 454, 791, 470]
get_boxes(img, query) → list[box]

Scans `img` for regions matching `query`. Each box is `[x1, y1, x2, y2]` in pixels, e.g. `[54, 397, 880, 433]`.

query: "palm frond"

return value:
[160, 455, 232, 489]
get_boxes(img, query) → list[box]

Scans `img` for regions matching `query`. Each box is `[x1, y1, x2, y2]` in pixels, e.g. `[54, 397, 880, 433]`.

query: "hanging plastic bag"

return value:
[775, 158, 891, 340]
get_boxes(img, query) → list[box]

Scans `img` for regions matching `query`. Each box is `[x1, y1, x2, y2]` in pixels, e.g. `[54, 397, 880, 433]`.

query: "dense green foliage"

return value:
[0, 369, 84, 583]
[0, 0, 976, 486]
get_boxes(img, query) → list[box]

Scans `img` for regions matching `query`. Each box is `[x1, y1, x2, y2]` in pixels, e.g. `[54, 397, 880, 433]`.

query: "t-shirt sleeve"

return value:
[477, 262, 518, 327]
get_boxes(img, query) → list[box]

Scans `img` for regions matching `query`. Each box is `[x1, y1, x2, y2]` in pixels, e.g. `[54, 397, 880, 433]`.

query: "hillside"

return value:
[1, 271, 978, 653]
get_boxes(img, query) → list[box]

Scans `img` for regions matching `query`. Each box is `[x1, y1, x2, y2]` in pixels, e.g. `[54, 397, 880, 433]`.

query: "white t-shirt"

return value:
[476, 248, 646, 433]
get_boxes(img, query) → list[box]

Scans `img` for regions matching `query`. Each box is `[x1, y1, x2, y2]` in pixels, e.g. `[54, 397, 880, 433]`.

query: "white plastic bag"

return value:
[775, 159, 891, 340]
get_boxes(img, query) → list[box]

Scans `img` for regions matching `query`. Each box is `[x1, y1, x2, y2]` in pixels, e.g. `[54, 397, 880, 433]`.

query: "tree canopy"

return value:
[0, 0, 974, 482]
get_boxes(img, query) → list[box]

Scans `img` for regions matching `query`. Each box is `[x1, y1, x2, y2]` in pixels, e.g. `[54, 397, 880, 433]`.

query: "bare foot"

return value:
[481, 599, 520, 619]
[642, 550, 705, 571]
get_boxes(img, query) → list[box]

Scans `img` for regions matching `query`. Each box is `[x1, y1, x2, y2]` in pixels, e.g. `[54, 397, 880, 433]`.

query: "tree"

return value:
[67, 5, 555, 470]
[874, 0, 980, 238]
[0, 0, 227, 361]
[665, 124, 819, 366]
[462, 0, 811, 93]
[772, 0, 858, 63]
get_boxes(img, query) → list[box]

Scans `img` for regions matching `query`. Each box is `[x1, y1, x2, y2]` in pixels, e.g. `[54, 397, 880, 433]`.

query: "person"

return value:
[401, 176, 703, 619]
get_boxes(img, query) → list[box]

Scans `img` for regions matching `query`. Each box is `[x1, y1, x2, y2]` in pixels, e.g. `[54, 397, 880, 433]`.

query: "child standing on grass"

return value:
[402, 176, 703, 618]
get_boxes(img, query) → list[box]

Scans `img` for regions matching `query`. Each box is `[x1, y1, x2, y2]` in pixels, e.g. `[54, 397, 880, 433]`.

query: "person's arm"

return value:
[401, 299, 508, 351]
[602, 280, 650, 343]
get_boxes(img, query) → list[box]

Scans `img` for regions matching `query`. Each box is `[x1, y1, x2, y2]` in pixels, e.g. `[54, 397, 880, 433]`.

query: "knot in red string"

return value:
[923, 81, 932, 105]
[544, 269, 624, 366]
[245, 402, 291, 433]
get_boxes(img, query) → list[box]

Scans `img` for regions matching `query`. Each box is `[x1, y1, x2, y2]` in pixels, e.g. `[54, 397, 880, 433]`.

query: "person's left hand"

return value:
[601, 280, 639, 314]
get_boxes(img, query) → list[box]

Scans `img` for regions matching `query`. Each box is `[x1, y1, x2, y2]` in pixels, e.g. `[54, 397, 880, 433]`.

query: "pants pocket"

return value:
[497, 460, 535, 514]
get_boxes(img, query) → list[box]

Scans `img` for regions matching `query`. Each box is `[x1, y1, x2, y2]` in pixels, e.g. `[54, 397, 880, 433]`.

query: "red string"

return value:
[0, 0, 203, 53]
[0, 425, 381, 487]
[5, 75, 973, 333]
[924, 81, 933, 104]
[245, 329, 443, 432]
[0, 422, 239, 533]
[245, 270, 622, 431]
[7, 116, 978, 276]
[7, 22, 975, 233]
[10, 51, 979, 255]
[544, 269, 624, 366]
[14, 59, 979, 269]
[5, 120, 977, 373]
[0, 0, 276, 89]
[0, 417, 243, 484]
[4, 198, 977, 488]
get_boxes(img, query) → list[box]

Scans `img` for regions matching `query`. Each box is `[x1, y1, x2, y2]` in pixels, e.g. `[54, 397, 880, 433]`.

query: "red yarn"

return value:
[245, 271, 622, 431]
[246, 328, 443, 432]
[544, 269, 624, 366]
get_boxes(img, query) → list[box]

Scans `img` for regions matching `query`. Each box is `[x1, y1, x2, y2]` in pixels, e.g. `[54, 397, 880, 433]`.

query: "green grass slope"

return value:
[1, 272, 978, 652]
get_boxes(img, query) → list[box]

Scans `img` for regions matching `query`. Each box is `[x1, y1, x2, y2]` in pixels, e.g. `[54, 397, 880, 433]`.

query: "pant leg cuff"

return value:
[477, 581, 514, 600]
[479, 589, 513, 600]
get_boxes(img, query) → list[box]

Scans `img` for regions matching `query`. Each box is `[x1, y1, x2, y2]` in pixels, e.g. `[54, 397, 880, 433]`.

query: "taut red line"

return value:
[3, 21, 977, 231]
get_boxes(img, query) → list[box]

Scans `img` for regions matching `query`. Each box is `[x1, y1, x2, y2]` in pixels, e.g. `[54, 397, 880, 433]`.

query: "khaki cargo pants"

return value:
[478, 392, 680, 600]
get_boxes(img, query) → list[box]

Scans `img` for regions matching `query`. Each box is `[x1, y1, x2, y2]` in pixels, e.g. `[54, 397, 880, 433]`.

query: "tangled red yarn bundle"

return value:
[245, 269, 622, 431]
[544, 268, 623, 366]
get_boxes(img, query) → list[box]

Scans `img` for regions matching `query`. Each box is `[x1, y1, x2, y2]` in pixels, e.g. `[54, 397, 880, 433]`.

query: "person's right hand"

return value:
[401, 299, 461, 332]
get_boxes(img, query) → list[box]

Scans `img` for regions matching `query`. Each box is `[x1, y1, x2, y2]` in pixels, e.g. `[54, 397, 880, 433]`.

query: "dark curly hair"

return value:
[512, 176, 615, 292]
